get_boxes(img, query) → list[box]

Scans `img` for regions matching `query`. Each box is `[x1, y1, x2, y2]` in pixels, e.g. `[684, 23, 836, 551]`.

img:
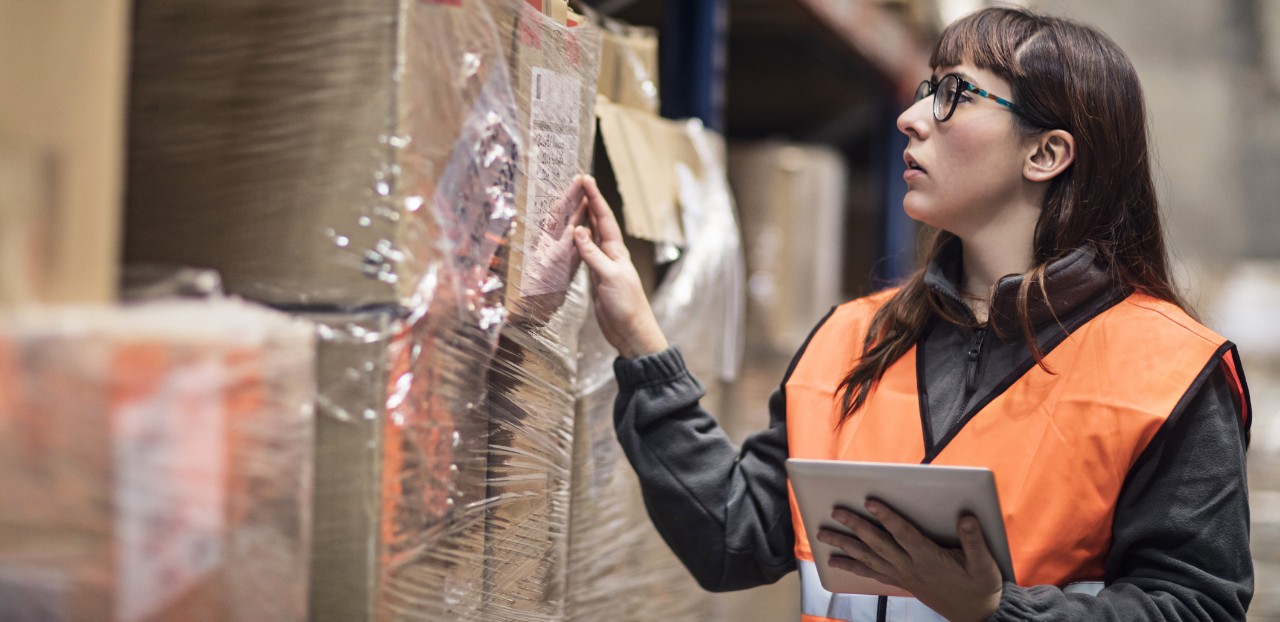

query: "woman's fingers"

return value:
[574, 225, 612, 275]
[865, 500, 931, 560]
[832, 508, 910, 569]
[817, 528, 895, 580]
[578, 175, 626, 255]
[957, 515, 1001, 578]
[827, 554, 903, 589]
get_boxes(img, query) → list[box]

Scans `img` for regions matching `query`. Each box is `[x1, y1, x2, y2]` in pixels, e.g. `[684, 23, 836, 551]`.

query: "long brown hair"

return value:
[838, 7, 1191, 420]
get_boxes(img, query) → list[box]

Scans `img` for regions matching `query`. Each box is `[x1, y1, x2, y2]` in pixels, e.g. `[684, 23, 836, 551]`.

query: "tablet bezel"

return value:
[785, 458, 1016, 597]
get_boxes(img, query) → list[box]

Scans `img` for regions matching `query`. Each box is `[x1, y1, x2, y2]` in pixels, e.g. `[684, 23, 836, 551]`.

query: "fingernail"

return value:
[963, 518, 977, 533]
[574, 226, 587, 239]
[865, 502, 881, 517]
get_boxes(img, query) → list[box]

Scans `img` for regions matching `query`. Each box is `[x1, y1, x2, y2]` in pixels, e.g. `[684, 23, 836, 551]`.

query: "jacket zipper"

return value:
[945, 326, 987, 438]
[965, 327, 987, 395]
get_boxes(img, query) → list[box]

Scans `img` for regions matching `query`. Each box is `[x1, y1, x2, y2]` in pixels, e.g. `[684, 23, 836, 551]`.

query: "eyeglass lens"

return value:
[913, 75, 962, 122]
[934, 75, 961, 121]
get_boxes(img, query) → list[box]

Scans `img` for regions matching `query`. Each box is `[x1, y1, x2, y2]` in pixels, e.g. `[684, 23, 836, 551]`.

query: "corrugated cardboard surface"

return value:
[126, 0, 523, 309]
[305, 311, 394, 622]
[484, 328, 575, 620]
[487, 0, 601, 324]
[597, 25, 659, 114]
[126, 0, 402, 307]
[0, 0, 128, 305]
[376, 303, 497, 622]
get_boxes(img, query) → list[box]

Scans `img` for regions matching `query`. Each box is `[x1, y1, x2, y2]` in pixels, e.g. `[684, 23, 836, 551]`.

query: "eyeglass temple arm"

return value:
[964, 83, 1019, 111]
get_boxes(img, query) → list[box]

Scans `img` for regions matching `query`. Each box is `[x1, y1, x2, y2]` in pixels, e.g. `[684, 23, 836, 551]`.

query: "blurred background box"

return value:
[598, 25, 661, 115]
[728, 142, 849, 357]
[0, 0, 130, 305]
[0, 301, 315, 621]
[1205, 262, 1280, 619]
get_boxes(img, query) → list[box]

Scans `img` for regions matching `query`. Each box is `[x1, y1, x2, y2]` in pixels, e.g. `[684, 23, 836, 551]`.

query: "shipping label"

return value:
[521, 67, 583, 296]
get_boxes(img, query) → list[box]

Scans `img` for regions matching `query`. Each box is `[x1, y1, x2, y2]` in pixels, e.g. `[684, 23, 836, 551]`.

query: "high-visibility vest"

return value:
[785, 290, 1248, 622]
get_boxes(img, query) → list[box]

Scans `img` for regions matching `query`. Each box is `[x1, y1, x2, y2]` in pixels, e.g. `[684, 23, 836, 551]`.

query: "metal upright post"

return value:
[659, 0, 727, 131]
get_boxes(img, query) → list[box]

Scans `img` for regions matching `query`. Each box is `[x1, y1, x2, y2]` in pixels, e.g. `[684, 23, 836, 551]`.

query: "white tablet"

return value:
[786, 458, 1016, 597]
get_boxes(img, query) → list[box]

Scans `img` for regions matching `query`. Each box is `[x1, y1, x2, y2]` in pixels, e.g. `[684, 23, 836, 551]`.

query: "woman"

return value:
[570, 7, 1252, 622]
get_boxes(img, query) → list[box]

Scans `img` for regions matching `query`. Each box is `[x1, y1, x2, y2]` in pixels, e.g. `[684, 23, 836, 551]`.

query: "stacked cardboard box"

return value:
[0, 301, 315, 621]
[126, 1, 600, 620]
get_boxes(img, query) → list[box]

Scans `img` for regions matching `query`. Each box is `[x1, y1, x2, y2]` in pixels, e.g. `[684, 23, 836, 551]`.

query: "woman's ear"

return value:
[1024, 129, 1075, 183]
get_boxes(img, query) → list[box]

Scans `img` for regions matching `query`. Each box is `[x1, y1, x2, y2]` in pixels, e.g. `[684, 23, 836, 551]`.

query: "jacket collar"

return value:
[923, 236, 1115, 336]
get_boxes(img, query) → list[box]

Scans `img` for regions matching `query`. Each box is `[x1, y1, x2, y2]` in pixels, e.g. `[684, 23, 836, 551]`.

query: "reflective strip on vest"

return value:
[799, 559, 889, 622]
[800, 560, 1105, 622]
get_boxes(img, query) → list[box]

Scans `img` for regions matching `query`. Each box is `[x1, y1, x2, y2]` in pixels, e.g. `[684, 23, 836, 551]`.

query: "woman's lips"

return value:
[903, 152, 927, 181]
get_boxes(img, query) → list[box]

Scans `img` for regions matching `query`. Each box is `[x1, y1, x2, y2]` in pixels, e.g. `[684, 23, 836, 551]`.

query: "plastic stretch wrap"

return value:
[127, 0, 527, 311]
[480, 3, 600, 620]
[569, 119, 746, 621]
[0, 301, 315, 622]
[127, 0, 601, 618]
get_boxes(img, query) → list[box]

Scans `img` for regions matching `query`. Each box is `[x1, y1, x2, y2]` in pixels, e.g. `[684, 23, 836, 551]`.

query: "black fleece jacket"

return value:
[612, 243, 1253, 621]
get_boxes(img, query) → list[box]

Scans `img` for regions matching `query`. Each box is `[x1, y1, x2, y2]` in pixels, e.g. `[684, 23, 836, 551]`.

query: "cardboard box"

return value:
[728, 143, 848, 355]
[486, 0, 601, 324]
[0, 0, 129, 305]
[597, 24, 660, 114]
[304, 306, 508, 622]
[126, 0, 599, 314]
[0, 301, 315, 622]
[482, 324, 580, 621]
[126, 0, 518, 308]
[375, 306, 496, 622]
[305, 311, 393, 622]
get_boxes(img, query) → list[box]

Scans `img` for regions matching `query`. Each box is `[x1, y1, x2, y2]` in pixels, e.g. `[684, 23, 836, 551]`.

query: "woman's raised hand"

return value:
[571, 175, 670, 359]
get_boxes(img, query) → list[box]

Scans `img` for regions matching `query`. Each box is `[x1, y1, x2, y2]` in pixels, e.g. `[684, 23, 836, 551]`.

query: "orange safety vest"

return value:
[786, 290, 1248, 622]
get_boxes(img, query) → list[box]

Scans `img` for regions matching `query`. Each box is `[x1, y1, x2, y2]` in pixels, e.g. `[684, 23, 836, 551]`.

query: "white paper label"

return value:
[114, 359, 226, 622]
[522, 67, 582, 296]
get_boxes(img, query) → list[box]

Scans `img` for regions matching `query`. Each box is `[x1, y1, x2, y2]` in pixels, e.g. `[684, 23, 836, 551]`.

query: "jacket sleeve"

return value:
[612, 347, 796, 592]
[992, 358, 1253, 621]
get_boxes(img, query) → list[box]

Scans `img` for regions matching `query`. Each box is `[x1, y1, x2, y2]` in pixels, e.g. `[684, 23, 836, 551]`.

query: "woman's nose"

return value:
[897, 97, 931, 140]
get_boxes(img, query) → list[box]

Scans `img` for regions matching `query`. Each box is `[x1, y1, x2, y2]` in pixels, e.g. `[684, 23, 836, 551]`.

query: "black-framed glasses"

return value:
[914, 73, 1019, 122]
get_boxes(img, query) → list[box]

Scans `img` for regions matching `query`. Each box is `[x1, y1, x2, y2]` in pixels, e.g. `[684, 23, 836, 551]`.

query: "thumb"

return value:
[574, 226, 612, 275]
[959, 516, 1000, 577]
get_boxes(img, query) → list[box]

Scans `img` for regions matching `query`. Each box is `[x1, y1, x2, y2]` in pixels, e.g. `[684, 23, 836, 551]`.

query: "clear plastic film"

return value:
[475, 3, 601, 621]
[126, 0, 599, 618]
[0, 301, 316, 622]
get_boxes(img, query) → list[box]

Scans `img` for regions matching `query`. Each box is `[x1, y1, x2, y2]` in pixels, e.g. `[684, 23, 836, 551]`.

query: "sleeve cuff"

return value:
[613, 347, 690, 389]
